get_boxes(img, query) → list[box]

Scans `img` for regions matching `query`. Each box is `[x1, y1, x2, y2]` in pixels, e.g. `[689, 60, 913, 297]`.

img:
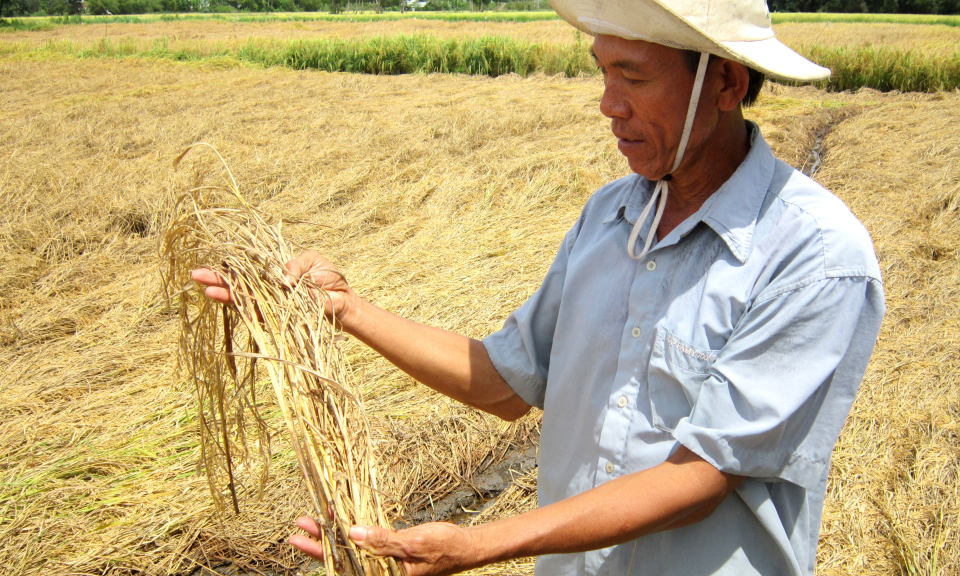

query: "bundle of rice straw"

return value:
[161, 144, 404, 576]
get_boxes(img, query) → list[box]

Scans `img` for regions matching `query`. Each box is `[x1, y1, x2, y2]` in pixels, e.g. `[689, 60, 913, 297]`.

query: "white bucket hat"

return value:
[552, 0, 829, 260]
[550, 0, 830, 82]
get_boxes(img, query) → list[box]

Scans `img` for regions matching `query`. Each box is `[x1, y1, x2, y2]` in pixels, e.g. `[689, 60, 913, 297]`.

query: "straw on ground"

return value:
[0, 54, 957, 576]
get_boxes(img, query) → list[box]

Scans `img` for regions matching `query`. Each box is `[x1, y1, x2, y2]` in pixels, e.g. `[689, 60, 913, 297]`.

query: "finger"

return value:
[284, 258, 305, 279]
[311, 268, 340, 287]
[296, 517, 323, 538]
[283, 252, 319, 283]
[204, 286, 233, 304]
[281, 264, 297, 288]
[350, 525, 407, 558]
[289, 534, 326, 561]
[191, 268, 229, 288]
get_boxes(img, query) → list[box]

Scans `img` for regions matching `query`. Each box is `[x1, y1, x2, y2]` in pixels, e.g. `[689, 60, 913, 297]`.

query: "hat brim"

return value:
[551, 0, 830, 82]
[720, 38, 829, 82]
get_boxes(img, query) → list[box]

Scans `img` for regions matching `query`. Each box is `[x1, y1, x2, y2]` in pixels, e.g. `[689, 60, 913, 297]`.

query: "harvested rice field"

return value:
[1, 20, 958, 576]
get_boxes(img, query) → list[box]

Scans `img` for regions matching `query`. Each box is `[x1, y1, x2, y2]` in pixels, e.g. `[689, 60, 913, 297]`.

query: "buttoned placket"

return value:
[588, 181, 715, 575]
[586, 226, 678, 574]
[593, 245, 666, 490]
[586, 248, 657, 575]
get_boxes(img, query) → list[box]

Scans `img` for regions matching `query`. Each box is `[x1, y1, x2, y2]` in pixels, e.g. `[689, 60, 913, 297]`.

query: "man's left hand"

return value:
[289, 517, 481, 576]
[289, 447, 742, 574]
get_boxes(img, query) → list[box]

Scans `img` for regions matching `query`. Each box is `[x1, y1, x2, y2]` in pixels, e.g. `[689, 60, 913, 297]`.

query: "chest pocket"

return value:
[648, 327, 721, 432]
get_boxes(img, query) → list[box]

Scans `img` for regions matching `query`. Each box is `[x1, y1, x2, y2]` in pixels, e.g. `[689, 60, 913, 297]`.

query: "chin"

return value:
[620, 149, 667, 180]
[626, 160, 662, 180]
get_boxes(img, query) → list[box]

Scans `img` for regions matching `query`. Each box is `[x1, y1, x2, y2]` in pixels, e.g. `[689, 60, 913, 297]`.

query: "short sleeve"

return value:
[672, 275, 885, 491]
[482, 217, 584, 409]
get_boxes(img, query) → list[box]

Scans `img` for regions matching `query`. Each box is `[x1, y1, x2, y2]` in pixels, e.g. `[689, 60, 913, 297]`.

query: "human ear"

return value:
[714, 59, 750, 112]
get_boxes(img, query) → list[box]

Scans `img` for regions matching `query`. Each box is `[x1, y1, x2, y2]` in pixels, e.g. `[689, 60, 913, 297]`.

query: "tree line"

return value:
[0, 0, 533, 17]
[769, 0, 958, 14]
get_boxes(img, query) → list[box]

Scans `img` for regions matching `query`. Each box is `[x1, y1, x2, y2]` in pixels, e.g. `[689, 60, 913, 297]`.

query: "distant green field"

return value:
[9, 34, 593, 76]
[3, 12, 959, 92]
[772, 12, 960, 26]
[3, 11, 959, 31]
[10, 33, 958, 93]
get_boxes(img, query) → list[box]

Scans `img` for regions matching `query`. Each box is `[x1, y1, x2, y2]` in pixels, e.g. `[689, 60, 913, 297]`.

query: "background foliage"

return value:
[769, 0, 959, 15]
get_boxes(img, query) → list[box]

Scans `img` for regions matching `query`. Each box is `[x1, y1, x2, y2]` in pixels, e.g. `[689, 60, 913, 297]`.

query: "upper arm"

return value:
[654, 445, 745, 531]
[666, 445, 745, 503]
[482, 215, 585, 409]
[469, 338, 532, 422]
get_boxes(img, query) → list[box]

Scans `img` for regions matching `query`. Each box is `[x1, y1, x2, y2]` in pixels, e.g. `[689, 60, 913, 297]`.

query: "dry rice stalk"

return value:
[160, 143, 404, 576]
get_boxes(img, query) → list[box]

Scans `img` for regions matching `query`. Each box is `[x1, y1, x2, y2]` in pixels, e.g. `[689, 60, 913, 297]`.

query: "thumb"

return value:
[350, 525, 407, 558]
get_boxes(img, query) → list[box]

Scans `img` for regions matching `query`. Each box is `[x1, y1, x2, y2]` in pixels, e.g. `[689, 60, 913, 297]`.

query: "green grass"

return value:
[0, 17, 57, 31]
[799, 45, 960, 92]
[7, 17, 960, 92]
[18, 33, 960, 92]
[36, 34, 596, 77]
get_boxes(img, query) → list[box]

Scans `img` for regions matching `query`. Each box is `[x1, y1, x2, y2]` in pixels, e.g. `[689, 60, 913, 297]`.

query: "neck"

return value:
[656, 112, 750, 240]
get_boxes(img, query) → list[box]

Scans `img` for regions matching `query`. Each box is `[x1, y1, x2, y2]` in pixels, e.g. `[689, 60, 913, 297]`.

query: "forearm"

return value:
[340, 294, 530, 421]
[468, 447, 743, 564]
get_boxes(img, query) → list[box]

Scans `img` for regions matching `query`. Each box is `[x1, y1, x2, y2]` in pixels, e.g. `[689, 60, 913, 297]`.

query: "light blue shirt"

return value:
[483, 125, 885, 576]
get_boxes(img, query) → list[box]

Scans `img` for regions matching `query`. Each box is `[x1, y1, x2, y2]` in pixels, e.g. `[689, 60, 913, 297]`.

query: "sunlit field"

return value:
[1, 15, 958, 576]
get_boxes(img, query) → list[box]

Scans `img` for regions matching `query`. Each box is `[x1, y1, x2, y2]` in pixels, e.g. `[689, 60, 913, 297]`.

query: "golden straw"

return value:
[161, 143, 404, 576]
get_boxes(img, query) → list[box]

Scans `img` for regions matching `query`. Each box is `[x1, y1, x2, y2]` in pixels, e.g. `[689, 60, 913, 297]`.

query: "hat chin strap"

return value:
[628, 51, 710, 261]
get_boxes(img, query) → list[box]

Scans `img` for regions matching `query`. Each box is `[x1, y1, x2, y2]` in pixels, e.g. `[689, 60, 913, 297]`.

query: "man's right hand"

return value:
[191, 249, 357, 325]
[192, 250, 530, 422]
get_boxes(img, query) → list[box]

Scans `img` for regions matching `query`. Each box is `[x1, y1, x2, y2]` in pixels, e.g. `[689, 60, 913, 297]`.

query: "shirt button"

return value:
[617, 396, 628, 408]
[605, 462, 615, 474]
[646, 261, 657, 271]
[631, 326, 642, 338]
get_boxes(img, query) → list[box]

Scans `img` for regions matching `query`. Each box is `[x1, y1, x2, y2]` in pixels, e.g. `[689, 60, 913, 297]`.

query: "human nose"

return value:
[599, 78, 630, 119]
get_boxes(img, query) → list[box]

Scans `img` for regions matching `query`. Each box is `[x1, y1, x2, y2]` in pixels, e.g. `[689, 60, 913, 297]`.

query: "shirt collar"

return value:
[602, 175, 652, 227]
[602, 121, 776, 263]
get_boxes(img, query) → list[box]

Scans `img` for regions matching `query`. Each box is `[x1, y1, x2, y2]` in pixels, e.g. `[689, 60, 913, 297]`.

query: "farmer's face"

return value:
[592, 35, 702, 179]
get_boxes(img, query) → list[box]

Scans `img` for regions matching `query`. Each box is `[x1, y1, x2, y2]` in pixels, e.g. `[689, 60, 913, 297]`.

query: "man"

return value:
[194, 0, 884, 574]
